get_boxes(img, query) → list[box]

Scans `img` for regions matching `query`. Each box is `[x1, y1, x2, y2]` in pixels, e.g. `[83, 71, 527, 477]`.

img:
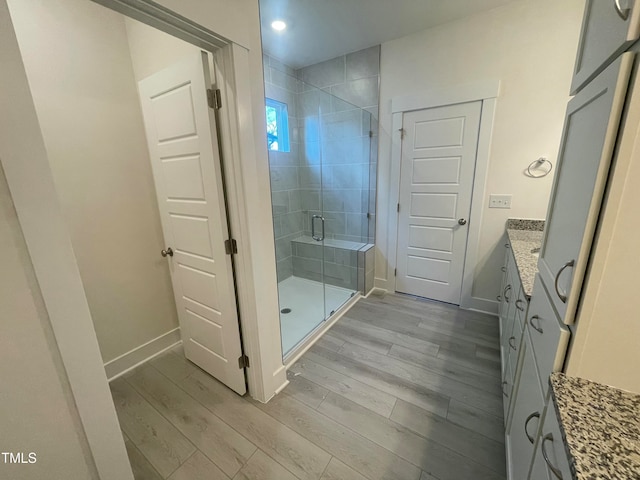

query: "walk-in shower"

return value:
[264, 53, 378, 358]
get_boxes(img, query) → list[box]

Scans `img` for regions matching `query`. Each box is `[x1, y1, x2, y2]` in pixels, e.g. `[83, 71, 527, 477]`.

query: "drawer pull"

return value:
[504, 285, 512, 302]
[615, 0, 631, 20]
[554, 260, 575, 303]
[541, 433, 563, 479]
[515, 299, 525, 311]
[505, 243, 510, 249]
[524, 411, 540, 444]
[509, 336, 517, 350]
[501, 266, 507, 272]
[529, 315, 544, 334]
[502, 381, 509, 398]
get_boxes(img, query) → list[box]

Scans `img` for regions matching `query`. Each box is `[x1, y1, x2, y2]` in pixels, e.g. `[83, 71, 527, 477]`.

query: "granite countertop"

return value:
[505, 219, 545, 299]
[549, 373, 640, 480]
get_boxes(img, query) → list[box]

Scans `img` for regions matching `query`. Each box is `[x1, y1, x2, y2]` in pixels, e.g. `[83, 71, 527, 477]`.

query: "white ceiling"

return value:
[259, 0, 517, 69]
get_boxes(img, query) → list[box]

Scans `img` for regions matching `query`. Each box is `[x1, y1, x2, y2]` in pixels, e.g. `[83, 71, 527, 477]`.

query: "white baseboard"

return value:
[105, 328, 181, 381]
[366, 287, 387, 298]
[463, 297, 499, 316]
[270, 365, 289, 399]
[373, 276, 390, 291]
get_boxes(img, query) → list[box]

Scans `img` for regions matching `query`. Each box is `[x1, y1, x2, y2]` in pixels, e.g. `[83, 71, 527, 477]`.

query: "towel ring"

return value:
[526, 157, 553, 178]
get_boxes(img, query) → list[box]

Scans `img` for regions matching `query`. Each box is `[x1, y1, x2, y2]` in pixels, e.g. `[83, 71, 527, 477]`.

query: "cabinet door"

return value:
[506, 312, 523, 385]
[536, 403, 572, 480]
[527, 277, 571, 397]
[506, 331, 545, 480]
[529, 445, 552, 480]
[571, 0, 640, 94]
[498, 243, 511, 319]
[538, 54, 633, 324]
[500, 267, 516, 359]
[503, 361, 514, 424]
[501, 278, 521, 381]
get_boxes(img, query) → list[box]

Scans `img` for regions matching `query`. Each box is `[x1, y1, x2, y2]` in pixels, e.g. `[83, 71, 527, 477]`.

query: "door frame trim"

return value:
[387, 80, 499, 311]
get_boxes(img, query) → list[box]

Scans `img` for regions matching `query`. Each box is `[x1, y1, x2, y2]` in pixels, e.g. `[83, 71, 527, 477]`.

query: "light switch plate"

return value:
[489, 194, 512, 209]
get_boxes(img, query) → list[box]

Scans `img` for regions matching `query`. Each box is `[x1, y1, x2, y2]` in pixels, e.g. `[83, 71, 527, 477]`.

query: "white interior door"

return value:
[138, 52, 246, 394]
[396, 101, 481, 304]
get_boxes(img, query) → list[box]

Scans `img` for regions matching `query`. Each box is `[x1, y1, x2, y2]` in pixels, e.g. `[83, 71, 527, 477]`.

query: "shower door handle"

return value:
[311, 214, 325, 241]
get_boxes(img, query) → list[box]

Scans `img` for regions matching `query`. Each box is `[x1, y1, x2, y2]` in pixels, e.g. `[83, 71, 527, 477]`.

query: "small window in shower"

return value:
[265, 98, 290, 152]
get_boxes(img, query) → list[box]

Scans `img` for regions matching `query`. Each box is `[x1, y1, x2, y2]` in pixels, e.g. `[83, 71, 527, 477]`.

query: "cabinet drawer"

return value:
[501, 283, 519, 347]
[526, 278, 571, 395]
[506, 332, 545, 480]
[506, 312, 523, 385]
[536, 404, 572, 480]
[498, 242, 511, 317]
[529, 443, 552, 480]
[503, 361, 514, 423]
[571, 0, 640, 94]
[514, 290, 527, 328]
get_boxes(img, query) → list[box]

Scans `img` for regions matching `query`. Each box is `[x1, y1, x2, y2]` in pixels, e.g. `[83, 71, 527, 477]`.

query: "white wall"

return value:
[124, 18, 202, 81]
[376, 0, 584, 305]
[8, 0, 180, 364]
[1, 1, 135, 475]
[0, 166, 98, 480]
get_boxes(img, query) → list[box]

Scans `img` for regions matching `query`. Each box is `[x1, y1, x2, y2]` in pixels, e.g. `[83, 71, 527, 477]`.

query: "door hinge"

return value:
[224, 238, 238, 255]
[207, 88, 222, 109]
[399, 128, 406, 139]
[394, 268, 397, 277]
[369, 130, 373, 138]
[238, 354, 250, 368]
[397, 203, 400, 212]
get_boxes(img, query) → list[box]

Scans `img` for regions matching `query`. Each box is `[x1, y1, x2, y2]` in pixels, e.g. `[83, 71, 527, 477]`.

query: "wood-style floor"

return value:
[111, 292, 506, 480]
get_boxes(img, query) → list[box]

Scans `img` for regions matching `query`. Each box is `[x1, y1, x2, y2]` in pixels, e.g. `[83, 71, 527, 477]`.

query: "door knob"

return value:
[161, 247, 174, 257]
[458, 218, 467, 225]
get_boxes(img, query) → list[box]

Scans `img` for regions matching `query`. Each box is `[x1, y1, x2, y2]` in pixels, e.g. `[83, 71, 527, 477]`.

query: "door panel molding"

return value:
[138, 52, 246, 395]
[385, 85, 498, 314]
[395, 101, 481, 304]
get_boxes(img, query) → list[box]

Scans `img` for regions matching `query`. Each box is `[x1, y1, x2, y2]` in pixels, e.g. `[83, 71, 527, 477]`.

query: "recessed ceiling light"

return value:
[271, 20, 286, 31]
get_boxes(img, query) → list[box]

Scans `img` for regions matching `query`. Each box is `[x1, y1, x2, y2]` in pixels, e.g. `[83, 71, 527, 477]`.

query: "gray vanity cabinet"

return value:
[537, 54, 633, 324]
[505, 329, 545, 480]
[504, 276, 570, 479]
[571, 0, 640, 94]
[506, 4, 640, 479]
[499, 241, 528, 425]
[532, 400, 572, 480]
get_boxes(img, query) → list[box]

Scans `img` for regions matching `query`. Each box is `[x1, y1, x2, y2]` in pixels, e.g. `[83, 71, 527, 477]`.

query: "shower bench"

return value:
[290, 236, 374, 293]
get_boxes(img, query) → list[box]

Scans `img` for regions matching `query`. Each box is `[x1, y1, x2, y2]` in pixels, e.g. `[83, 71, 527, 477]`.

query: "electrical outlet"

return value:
[489, 194, 512, 209]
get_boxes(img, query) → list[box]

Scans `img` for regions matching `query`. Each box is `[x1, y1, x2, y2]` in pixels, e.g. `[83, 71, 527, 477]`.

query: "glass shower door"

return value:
[266, 61, 374, 358]
[319, 100, 371, 318]
[265, 66, 327, 358]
